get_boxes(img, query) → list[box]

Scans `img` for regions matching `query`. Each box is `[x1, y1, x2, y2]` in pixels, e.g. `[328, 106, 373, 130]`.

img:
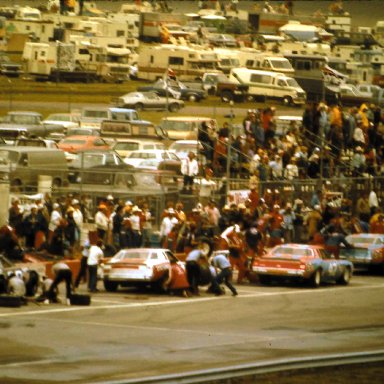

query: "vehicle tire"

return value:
[220, 90, 234, 103]
[309, 269, 322, 288]
[52, 178, 62, 189]
[282, 96, 293, 106]
[258, 275, 272, 285]
[104, 280, 119, 292]
[337, 267, 352, 285]
[198, 236, 213, 257]
[25, 270, 39, 297]
[135, 103, 144, 111]
[187, 94, 198, 102]
[168, 103, 180, 112]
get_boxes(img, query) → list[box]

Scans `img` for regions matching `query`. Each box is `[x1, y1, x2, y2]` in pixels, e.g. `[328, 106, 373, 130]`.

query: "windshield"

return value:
[286, 78, 300, 87]
[46, 114, 74, 122]
[271, 60, 293, 70]
[61, 139, 86, 145]
[170, 143, 197, 152]
[270, 246, 313, 257]
[82, 110, 109, 119]
[4, 114, 39, 125]
[114, 142, 139, 151]
[161, 121, 192, 132]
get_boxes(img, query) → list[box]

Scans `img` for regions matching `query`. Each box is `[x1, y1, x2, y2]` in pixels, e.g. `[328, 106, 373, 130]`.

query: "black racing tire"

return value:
[309, 269, 322, 288]
[103, 280, 119, 292]
[135, 103, 144, 111]
[25, 270, 39, 297]
[258, 275, 272, 285]
[337, 267, 352, 285]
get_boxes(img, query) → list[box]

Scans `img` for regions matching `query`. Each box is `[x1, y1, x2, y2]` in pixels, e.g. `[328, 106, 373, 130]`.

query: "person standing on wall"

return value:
[181, 152, 199, 193]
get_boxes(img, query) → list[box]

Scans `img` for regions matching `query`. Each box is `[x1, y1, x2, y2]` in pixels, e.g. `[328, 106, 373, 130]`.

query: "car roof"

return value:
[6, 111, 42, 116]
[128, 149, 170, 154]
[161, 116, 213, 122]
[0, 146, 62, 153]
[61, 135, 101, 140]
[273, 243, 324, 250]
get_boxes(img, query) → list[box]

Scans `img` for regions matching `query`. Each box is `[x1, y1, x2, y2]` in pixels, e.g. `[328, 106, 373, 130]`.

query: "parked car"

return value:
[43, 113, 80, 130]
[67, 149, 131, 183]
[206, 33, 238, 47]
[0, 53, 22, 77]
[339, 84, 372, 107]
[168, 140, 204, 160]
[123, 149, 181, 174]
[102, 248, 182, 291]
[113, 139, 165, 158]
[340, 233, 384, 271]
[58, 135, 110, 153]
[252, 243, 353, 287]
[137, 79, 206, 102]
[15, 138, 58, 149]
[115, 91, 184, 112]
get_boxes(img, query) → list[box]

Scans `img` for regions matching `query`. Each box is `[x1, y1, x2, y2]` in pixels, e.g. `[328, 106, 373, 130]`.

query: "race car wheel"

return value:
[187, 94, 198, 102]
[25, 270, 39, 297]
[309, 269, 321, 288]
[258, 275, 272, 285]
[337, 267, 351, 285]
[104, 280, 119, 292]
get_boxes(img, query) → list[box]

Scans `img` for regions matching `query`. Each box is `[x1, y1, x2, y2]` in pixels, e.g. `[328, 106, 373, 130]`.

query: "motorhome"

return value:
[213, 48, 241, 74]
[137, 44, 221, 81]
[283, 54, 340, 103]
[238, 48, 294, 75]
[229, 68, 306, 106]
[23, 41, 135, 82]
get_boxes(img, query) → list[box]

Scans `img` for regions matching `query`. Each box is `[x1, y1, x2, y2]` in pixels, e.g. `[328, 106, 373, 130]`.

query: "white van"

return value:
[229, 68, 306, 106]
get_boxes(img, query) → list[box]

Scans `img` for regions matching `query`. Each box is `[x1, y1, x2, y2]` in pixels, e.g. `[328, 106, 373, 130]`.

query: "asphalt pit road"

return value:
[0, 337, 53, 365]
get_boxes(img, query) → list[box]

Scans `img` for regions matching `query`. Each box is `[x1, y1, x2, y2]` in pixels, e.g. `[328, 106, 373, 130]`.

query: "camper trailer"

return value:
[229, 68, 306, 105]
[137, 44, 221, 81]
[23, 41, 135, 82]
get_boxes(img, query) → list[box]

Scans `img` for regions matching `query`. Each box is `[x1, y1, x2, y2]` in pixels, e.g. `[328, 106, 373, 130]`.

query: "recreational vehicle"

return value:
[137, 44, 221, 81]
[229, 68, 306, 106]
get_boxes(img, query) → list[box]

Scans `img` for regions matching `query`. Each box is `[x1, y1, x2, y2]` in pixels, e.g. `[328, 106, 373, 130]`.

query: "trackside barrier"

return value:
[98, 349, 384, 384]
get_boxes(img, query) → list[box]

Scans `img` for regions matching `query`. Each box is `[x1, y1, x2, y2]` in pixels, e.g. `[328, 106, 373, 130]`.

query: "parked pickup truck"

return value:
[0, 53, 22, 77]
[200, 72, 249, 102]
[0, 111, 65, 143]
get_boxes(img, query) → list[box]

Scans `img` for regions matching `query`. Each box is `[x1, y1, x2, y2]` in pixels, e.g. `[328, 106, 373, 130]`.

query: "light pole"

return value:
[225, 101, 234, 200]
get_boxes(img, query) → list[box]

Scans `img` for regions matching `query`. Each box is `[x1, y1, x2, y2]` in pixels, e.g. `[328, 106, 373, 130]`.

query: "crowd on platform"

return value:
[197, 102, 384, 183]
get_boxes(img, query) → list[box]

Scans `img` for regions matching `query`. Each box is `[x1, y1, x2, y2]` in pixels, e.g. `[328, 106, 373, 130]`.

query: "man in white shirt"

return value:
[160, 208, 179, 247]
[87, 240, 104, 293]
[48, 203, 62, 244]
[369, 189, 379, 216]
[94, 205, 110, 242]
[181, 152, 199, 192]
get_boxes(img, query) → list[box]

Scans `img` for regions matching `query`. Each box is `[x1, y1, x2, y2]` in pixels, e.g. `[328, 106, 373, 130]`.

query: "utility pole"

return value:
[225, 101, 234, 200]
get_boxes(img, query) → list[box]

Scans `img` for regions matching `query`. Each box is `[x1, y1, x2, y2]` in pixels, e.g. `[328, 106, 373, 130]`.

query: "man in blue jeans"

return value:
[87, 240, 104, 293]
[211, 252, 238, 296]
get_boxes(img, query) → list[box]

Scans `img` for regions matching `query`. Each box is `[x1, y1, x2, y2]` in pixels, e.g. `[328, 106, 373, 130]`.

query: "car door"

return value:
[318, 249, 339, 281]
